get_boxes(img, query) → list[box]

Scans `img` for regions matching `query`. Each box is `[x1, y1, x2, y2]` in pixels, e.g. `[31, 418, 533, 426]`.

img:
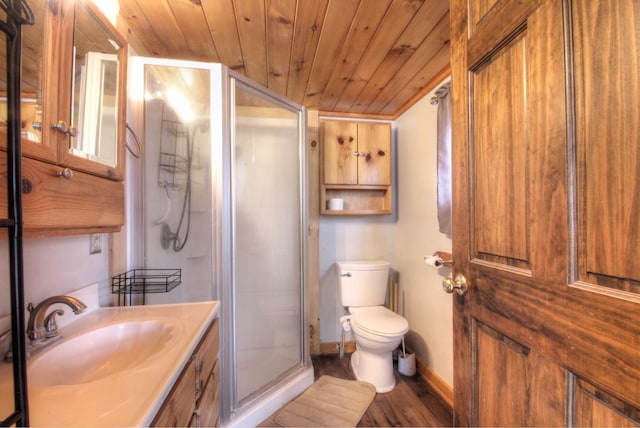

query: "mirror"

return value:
[0, 0, 46, 145]
[70, 2, 122, 167]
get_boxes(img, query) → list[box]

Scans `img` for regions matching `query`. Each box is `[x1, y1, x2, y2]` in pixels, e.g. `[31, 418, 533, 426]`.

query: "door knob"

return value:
[443, 274, 469, 296]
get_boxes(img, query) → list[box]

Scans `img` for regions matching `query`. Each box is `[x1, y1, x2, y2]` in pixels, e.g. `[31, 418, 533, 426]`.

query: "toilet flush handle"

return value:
[340, 272, 352, 277]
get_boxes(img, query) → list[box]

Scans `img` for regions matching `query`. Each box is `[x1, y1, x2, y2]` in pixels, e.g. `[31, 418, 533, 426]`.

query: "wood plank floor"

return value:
[259, 353, 453, 427]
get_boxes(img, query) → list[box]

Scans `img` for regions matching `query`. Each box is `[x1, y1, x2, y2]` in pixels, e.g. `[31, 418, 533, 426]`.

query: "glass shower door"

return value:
[232, 80, 304, 404]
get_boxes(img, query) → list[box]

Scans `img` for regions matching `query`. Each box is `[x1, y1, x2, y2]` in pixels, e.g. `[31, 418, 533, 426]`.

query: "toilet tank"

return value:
[337, 260, 391, 307]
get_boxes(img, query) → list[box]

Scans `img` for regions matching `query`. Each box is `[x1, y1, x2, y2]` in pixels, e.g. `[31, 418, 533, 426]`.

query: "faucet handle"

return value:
[43, 309, 65, 338]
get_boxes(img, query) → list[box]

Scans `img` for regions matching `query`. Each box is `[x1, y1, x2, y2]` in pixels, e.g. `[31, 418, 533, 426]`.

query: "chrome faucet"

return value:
[26, 295, 87, 346]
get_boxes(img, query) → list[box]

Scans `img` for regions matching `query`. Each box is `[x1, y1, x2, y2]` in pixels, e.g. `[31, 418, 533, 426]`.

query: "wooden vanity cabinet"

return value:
[0, 0, 127, 235]
[320, 120, 392, 215]
[152, 318, 220, 427]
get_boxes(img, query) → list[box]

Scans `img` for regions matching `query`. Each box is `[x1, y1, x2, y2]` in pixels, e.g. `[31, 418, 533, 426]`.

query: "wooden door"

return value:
[450, 0, 640, 426]
[357, 122, 391, 185]
[322, 120, 358, 184]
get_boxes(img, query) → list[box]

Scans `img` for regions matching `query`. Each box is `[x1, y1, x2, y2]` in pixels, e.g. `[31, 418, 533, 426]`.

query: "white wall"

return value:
[318, 81, 453, 386]
[0, 235, 111, 318]
[319, 216, 397, 344]
[393, 82, 453, 386]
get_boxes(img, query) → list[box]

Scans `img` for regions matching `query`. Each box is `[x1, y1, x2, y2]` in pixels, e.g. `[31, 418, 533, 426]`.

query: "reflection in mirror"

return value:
[0, 1, 45, 143]
[0, 257, 14, 420]
[71, 3, 121, 167]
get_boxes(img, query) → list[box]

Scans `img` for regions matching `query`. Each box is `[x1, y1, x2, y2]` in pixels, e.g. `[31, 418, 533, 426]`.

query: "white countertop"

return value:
[0, 300, 219, 427]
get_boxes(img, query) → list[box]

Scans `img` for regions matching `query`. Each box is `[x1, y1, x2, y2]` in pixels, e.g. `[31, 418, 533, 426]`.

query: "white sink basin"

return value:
[29, 320, 173, 387]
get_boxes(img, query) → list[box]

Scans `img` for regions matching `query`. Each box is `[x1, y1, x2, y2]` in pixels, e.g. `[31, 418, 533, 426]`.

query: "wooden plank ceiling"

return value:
[118, 0, 450, 119]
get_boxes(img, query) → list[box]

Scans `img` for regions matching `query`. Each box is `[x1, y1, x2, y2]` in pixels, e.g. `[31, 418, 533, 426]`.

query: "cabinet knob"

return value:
[56, 168, 74, 180]
[353, 151, 365, 156]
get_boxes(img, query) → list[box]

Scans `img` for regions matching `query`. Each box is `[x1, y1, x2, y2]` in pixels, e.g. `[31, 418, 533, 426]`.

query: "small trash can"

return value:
[398, 352, 416, 376]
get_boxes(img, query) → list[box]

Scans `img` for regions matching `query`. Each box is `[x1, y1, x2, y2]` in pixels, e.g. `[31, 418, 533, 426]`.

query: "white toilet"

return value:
[337, 260, 409, 393]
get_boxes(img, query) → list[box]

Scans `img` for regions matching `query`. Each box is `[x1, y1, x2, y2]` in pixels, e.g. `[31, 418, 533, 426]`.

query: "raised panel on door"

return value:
[471, 33, 529, 271]
[322, 120, 357, 185]
[475, 323, 566, 427]
[356, 122, 391, 186]
[572, 0, 640, 295]
[574, 379, 640, 427]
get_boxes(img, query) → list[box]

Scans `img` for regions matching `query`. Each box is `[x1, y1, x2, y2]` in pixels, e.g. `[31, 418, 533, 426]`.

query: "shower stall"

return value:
[128, 59, 313, 426]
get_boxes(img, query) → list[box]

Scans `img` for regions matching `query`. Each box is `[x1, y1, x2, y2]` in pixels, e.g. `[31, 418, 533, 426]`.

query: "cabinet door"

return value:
[0, 0, 61, 163]
[56, 0, 127, 180]
[322, 120, 358, 184]
[357, 122, 391, 185]
[152, 358, 197, 427]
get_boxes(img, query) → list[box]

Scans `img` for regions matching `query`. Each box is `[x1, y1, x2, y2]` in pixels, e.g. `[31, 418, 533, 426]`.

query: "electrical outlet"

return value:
[89, 233, 102, 254]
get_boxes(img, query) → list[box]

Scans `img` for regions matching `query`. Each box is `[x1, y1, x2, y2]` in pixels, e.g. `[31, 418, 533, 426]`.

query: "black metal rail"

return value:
[1, 0, 34, 425]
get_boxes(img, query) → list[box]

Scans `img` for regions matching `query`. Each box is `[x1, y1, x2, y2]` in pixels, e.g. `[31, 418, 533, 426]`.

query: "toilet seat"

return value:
[349, 306, 408, 336]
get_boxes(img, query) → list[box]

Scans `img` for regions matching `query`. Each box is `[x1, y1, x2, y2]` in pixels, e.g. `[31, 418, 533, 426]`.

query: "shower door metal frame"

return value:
[220, 70, 309, 423]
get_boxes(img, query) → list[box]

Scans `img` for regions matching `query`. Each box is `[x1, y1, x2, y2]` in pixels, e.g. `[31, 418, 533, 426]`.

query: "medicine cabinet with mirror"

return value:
[0, 0, 126, 234]
[0, 0, 126, 180]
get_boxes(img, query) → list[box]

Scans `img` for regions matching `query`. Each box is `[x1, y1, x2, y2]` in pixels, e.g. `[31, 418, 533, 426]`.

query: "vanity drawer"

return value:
[152, 357, 196, 427]
[191, 360, 220, 427]
[152, 317, 219, 427]
[194, 318, 219, 400]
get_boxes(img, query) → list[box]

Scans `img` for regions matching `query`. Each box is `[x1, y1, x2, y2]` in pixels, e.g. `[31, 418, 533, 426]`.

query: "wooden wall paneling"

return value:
[117, 0, 169, 57]
[165, 0, 219, 62]
[118, 0, 450, 117]
[349, 0, 449, 113]
[234, 0, 268, 86]
[333, 0, 425, 112]
[19, 0, 46, 93]
[307, 110, 320, 356]
[301, 0, 360, 109]
[202, 0, 244, 72]
[285, 0, 329, 106]
[372, 11, 450, 116]
[266, 0, 296, 96]
[318, 0, 393, 110]
[134, 0, 190, 57]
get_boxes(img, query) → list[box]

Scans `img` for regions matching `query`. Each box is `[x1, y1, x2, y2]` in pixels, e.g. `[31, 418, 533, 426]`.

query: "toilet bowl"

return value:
[337, 261, 409, 392]
[348, 306, 408, 392]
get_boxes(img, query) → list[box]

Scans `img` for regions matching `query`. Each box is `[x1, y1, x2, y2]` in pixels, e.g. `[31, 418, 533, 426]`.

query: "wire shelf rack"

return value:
[111, 269, 182, 305]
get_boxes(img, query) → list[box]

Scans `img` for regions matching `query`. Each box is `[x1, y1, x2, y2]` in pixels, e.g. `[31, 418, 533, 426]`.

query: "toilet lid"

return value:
[349, 306, 409, 335]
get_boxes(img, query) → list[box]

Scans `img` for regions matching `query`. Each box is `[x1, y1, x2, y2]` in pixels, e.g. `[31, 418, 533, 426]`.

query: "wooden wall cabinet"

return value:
[152, 318, 220, 427]
[0, 0, 127, 236]
[320, 120, 392, 215]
